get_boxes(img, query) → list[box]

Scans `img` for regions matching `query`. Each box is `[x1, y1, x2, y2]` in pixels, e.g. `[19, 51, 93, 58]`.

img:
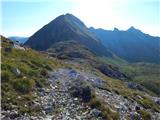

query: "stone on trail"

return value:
[90, 108, 102, 117]
[12, 68, 21, 76]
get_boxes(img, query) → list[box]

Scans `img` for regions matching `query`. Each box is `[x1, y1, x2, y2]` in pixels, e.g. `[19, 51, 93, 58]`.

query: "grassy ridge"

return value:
[1, 36, 60, 115]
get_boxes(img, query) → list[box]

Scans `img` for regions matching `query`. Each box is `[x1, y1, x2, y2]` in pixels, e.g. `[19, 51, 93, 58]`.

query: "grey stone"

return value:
[12, 68, 21, 76]
[13, 44, 25, 50]
[127, 82, 144, 91]
[43, 106, 53, 114]
[9, 110, 19, 119]
[90, 108, 101, 117]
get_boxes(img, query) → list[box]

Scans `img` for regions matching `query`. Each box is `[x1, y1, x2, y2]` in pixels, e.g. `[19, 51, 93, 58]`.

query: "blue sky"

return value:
[1, 0, 160, 37]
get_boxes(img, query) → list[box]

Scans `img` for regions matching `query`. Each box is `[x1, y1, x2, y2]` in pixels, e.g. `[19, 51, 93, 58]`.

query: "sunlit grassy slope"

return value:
[1, 36, 61, 115]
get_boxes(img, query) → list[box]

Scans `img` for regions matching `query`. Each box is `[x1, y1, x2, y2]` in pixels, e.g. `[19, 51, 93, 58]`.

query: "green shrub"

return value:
[89, 93, 119, 120]
[111, 112, 120, 120]
[35, 78, 47, 88]
[138, 110, 151, 120]
[40, 69, 48, 77]
[1, 71, 10, 82]
[138, 98, 160, 112]
[1, 63, 12, 70]
[12, 79, 35, 93]
[101, 111, 111, 120]
[44, 64, 52, 70]
[90, 97, 102, 108]
[1, 83, 10, 92]
[19, 106, 30, 114]
[4, 47, 12, 52]
[31, 60, 43, 67]
[28, 70, 38, 76]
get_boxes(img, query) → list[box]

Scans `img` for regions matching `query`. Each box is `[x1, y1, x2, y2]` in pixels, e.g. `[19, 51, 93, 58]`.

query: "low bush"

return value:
[90, 97, 102, 108]
[138, 110, 151, 120]
[40, 69, 48, 77]
[89, 93, 119, 120]
[12, 79, 35, 93]
[1, 71, 10, 82]
[44, 64, 52, 70]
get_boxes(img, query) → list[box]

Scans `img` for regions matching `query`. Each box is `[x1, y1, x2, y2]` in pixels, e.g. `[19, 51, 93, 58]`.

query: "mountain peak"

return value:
[127, 26, 143, 34]
[25, 13, 113, 57]
[128, 26, 137, 31]
[52, 13, 86, 28]
[65, 13, 75, 17]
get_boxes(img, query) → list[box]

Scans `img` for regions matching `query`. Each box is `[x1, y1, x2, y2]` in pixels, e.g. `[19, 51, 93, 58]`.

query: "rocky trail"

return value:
[2, 68, 160, 120]
[38, 69, 103, 120]
[40, 68, 160, 120]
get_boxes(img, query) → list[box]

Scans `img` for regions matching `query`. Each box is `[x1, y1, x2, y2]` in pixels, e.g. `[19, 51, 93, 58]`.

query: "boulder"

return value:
[127, 82, 144, 91]
[92, 79, 102, 88]
[43, 105, 53, 114]
[90, 108, 101, 117]
[9, 110, 19, 119]
[156, 99, 160, 105]
[12, 44, 25, 50]
[69, 70, 77, 78]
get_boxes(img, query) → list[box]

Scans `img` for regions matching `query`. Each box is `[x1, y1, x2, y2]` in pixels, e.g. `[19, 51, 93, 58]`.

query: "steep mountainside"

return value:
[90, 27, 160, 63]
[25, 13, 113, 57]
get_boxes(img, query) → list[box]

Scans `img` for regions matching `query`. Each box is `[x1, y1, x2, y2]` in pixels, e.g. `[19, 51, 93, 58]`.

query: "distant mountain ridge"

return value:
[89, 27, 160, 63]
[25, 13, 113, 57]
[9, 36, 28, 44]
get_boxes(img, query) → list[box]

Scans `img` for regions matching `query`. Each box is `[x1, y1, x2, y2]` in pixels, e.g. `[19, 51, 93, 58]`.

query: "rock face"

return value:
[98, 64, 128, 80]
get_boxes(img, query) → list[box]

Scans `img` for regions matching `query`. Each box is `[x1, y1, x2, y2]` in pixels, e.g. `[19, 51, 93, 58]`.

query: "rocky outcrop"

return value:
[98, 64, 128, 80]
[127, 82, 144, 91]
